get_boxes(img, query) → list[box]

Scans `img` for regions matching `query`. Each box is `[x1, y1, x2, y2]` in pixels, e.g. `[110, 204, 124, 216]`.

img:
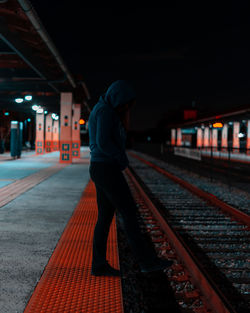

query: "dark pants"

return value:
[89, 162, 157, 269]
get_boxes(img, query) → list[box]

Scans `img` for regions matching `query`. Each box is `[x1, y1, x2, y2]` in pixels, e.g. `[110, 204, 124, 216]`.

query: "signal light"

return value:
[213, 122, 223, 128]
[79, 119, 85, 125]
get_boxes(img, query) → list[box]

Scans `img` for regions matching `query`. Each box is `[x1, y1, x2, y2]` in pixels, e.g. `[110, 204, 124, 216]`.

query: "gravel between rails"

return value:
[127, 154, 250, 313]
[129, 151, 250, 216]
[116, 213, 181, 313]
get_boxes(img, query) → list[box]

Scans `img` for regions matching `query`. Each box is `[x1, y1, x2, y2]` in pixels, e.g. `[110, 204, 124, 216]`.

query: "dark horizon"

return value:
[33, 3, 250, 130]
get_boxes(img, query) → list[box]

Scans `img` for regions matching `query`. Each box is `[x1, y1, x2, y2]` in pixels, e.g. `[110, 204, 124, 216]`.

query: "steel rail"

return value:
[129, 152, 250, 228]
[125, 167, 235, 313]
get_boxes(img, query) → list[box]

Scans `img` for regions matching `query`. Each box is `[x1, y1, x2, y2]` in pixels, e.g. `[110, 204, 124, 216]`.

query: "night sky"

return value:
[33, 2, 250, 130]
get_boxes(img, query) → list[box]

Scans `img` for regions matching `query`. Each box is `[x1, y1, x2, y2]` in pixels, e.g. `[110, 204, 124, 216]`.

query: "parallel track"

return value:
[125, 152, 250, 313]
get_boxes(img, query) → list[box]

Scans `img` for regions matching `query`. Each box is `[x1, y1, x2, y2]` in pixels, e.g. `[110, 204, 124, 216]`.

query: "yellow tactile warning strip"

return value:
[24, 180, 124, 313]
[0, 164, 67, 208]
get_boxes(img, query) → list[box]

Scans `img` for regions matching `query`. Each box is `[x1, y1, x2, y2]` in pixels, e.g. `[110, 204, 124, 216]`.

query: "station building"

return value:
[171, 106, 250, 163]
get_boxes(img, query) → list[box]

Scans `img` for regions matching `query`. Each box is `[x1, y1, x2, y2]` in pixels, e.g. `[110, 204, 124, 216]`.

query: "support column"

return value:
[176, 128, 182, 146]
[221, 124, 228, 150]
[72, 103, 81, 158]
[60, 92, 72, 163]
[233, 121, 240, 152]
[52, 120, 59, 151]
[203, 127, 210, 148]
[10, 121, 18, 158]
[17, 122, 23, 158]
[35, 112, 44, 155]
[171, 129, 176, 146]
[212, 128, 218, 150]
[45, 114, 53, 153]
[247, 120, 250, 154]
[197, 128, 202, 148]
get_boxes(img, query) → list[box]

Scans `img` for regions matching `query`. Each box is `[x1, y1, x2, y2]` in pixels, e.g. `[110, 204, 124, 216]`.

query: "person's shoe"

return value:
[91, 263, 121, 277]
[140, 258, 173, 273]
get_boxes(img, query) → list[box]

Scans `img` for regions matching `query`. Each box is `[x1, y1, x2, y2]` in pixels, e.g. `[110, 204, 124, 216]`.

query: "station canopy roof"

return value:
[0, 0, 90, 117]
[175, 104, 250, 129]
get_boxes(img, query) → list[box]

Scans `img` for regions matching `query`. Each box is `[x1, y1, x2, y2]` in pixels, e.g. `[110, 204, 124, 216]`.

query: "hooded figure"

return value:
[88, 80, 136, 170]
[89, 80, 173, 276]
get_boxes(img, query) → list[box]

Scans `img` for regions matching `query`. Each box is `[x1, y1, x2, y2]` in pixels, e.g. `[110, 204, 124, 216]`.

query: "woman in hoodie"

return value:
[88, 80, 173, 276]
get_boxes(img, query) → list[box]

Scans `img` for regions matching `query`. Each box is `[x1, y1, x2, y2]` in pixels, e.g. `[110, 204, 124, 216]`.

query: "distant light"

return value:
[238, 133, 245, 138]
[79, 119, 85, 125]
[213, 122, 223, 128]
[44, 110, 48, 114]
[51, 113, 57, 119]
[24, 95, 32, 101]
[27, 118, 31, 122]
[32, 105, 39, 111]
[147, 136, 151, 142]
[242, 120, 246, 123]
[15, 98, 23, 103]
[11, 121, 18, 124]
[37, 108, 44, 114]
[228, 121, 233, 125]
[54, 115, 59, 120]
[4, 112, 10, 116]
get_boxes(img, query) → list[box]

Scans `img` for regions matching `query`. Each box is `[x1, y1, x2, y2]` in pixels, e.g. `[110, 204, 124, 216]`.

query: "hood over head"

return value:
[104, 80, 136, 109]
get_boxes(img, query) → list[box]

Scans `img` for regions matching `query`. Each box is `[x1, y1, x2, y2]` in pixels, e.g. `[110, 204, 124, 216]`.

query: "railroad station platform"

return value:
[0, 147, 123, 313]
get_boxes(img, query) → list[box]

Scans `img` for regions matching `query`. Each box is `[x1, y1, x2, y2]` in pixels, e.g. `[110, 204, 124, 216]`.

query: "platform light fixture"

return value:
[44, 110, 48, 114]
[52, 113, 59, 120]
[15, 98, 24, 103]
[238, 133, 245, 138]
[32, 105, 39, 111]
[27, 118, 31, 122]
[24, 95, 32, 101]
[37, 108, 44, 114]
[4, 112, 10, 116]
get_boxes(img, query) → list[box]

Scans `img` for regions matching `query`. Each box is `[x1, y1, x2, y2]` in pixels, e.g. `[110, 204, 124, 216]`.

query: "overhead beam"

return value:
[0, 21, 61, 92]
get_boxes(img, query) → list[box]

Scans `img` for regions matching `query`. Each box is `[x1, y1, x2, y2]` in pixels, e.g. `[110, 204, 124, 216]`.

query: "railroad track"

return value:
[124, 152, 250, 313]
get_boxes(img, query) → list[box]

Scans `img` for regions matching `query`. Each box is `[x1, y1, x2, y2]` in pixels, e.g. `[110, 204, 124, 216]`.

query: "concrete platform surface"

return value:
[0, 148, 91, 313]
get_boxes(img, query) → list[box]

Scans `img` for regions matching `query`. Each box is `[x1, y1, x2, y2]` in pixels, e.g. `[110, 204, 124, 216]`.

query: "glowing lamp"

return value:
[15, 98, 23, 103]
[79, 119, 85, 125]
[54, 115, 59, 120]
[213, 122, 223, 128]
[27, 118, 31, 122]
[37, 108, 44, 114]
[238, 133, 245, 138]
[32, 105, 39, 111]
[24, 95, 32, 101]
[4, 112, 10, 116]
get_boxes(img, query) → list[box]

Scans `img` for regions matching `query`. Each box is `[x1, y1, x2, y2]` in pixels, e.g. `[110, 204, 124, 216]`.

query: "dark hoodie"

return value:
[88, 80, 136, 170]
